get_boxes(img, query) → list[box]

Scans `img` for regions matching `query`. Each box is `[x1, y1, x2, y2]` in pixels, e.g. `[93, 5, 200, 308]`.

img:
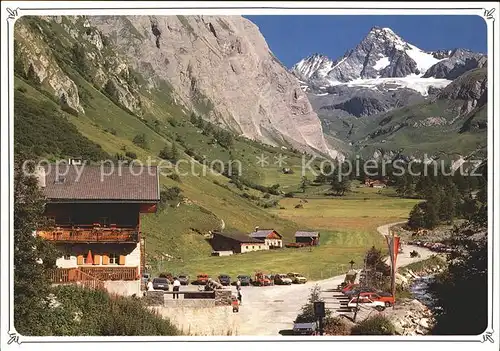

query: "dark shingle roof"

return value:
[295, 231, 320, 238]
[213, 232, 264, 243]
[41, 165, 159, 201]
[249, 229, 282, 239]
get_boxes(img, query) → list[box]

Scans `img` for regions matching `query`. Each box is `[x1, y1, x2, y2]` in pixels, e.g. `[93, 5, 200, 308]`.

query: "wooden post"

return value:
[353, 292, 361, 322]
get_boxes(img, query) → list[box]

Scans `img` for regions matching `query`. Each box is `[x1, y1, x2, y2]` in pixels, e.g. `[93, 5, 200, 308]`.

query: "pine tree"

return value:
[408, 203, 426, 229]
[171, 142, 179, 163]
[14, 157, 59, 335]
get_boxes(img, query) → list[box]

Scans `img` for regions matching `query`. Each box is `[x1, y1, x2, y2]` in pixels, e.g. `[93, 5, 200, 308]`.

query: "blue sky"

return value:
[244, 15, 487, 68]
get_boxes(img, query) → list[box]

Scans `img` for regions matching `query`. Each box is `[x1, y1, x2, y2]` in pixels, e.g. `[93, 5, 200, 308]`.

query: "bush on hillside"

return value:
[350, 315, 396, 335]
[324, 316, 351, 335]
[132, 133, 148, 149]
[125, 151, 137, 160]
[49, 285, 179, 336]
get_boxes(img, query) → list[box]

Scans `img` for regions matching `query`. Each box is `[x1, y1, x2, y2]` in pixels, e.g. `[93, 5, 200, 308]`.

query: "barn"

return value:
[294, 231, 320, 246]
[210, 232, 268, 254]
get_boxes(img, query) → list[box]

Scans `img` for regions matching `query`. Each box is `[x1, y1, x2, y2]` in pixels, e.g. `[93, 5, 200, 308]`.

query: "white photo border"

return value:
[0, 2, 498, 351]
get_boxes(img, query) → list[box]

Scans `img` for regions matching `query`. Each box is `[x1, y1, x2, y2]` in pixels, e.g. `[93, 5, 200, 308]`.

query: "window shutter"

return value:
[94, 254, 101, 265]
[102, 255, 109, 265]
[119, 255, 126, 265]
[77, 255, 84, 265]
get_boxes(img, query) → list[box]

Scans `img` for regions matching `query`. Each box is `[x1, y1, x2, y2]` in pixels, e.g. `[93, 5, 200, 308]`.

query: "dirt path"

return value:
[235, 221, 434, 336]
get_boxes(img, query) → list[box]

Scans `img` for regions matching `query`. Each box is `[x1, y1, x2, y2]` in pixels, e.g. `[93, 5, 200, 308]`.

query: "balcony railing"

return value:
[38, 225, 139, 243]
[49, 267, 139, 284]
[49, 268, 104, 290]
[79, 266, 139, 281]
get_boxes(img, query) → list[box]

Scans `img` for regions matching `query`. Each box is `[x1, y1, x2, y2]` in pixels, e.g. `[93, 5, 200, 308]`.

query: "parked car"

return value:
[218, 274, 231, 286]
[194, 273, 209, 285]
[254, 272, 273, 286]
[347, 297, 386, 312]
[178, 274, 190, 285]
[236, 275, 252, 286]
[159, 272, 174, 283]
[274, 273, 293, 285]
[287, 272, 307, 284]
[152, 277, 170, 291]
[359, 292, 395, 307]
[293, 322, 318, 335]
[341, 283, 359, 294]
[344, 286, 377, 298]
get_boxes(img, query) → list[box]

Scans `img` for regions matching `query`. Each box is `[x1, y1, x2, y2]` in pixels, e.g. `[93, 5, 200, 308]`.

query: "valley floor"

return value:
[154, 223, 434, 336]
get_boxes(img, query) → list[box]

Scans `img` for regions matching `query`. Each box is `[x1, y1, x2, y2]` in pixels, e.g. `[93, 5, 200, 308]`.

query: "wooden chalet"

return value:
[36, 164, 159, 296]
[210, 232, 268, 254]
[294, 231, 320, 246]
[248, 227, 283, 248]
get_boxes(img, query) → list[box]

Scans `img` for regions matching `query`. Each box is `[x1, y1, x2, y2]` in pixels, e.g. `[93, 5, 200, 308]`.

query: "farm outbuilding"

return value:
[294, 231, 320, 246]
[249, 228, 283, 248]
[210, 232, 268, 254]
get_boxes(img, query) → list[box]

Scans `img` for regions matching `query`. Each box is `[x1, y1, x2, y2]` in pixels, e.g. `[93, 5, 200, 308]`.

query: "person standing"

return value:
[147, 279, 154, 291]
[237, 289, 242, 306]
[173, 277, 181, 299]
[236, 277, 241, 291]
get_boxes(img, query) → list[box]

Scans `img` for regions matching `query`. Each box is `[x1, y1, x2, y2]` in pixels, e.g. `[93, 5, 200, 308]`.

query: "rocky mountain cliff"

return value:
[14, 15, 341, 159]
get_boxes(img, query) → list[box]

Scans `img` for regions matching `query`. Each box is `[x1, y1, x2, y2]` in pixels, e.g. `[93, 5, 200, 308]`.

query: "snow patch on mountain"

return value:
[327, 74, 451, 96]
[406, 44, 444, 73]
[374, 56, 390, 70]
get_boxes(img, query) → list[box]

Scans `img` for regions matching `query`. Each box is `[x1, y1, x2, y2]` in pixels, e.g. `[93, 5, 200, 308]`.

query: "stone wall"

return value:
[104, 280, 141, 296]
[164, 299, 216, 308]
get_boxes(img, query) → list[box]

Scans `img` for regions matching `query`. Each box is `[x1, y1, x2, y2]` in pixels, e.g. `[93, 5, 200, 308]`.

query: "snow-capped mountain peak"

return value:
[366, 26, 409, 51]
[292, 53, 336, 82]
[291, 26, 484, 96]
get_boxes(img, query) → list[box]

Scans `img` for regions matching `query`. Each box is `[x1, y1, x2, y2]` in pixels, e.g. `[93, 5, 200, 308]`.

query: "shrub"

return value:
[284, 192, 295, 198]
[324, 317, 351, 336]
[350, 315, 396, 335]
[167, 118, 178, 127]
[125, 151, 137, 159]
[132, 134, 148, 149]
[263, 193, 271, 199]
[168, 173, 181, 182]
[48, 285, 179, 336]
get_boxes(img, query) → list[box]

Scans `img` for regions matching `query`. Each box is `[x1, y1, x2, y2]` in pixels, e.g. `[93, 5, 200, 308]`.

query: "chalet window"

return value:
[63, 255, 71, 260]
[109, 253, 119, 265]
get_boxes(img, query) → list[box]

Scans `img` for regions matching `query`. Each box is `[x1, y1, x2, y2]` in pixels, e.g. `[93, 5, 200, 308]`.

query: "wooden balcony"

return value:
[38, 225, 139, 243]
[49, 266, 139, 284]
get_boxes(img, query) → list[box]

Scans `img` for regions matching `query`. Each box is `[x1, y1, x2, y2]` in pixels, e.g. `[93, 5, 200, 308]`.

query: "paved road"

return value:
[235, 222, 434, 336]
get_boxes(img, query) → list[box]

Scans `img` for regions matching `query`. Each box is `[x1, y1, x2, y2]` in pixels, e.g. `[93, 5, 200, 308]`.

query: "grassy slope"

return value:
[351, 97, 487, 158]
[14, 75, 302, 265]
